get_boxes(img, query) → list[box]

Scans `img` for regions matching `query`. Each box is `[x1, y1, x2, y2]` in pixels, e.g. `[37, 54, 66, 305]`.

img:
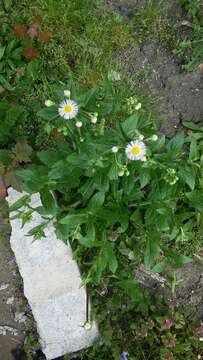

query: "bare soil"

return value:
[105, 0, 203, 136]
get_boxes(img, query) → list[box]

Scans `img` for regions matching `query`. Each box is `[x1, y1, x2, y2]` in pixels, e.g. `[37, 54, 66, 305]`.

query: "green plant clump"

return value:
[9, 80, 203, 358]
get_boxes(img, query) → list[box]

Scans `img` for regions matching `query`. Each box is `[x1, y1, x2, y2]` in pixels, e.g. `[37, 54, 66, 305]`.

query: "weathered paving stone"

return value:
[7, 189, 99, 360]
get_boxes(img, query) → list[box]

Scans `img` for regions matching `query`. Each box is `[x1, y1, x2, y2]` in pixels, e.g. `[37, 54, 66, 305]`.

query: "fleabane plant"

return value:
[10, 80, 203, 298]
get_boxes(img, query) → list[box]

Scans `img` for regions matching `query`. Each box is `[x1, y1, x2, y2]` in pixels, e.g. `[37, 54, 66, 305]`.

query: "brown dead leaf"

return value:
[0, 176, 7, 199]
[23, 47, 39, 60]
[39, 29, 52, 44]
[198, 63, 203, 70]
[14, 23, 28, 38]
[27, 16, 42, 40]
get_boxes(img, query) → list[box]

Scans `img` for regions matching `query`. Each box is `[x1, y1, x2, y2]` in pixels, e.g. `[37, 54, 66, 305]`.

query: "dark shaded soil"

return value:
[105, 0, 203, 136]
[0, 223, 26, 360]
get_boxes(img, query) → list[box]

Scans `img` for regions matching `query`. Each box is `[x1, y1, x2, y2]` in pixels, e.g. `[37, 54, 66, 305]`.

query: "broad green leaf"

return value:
[144, 237, 160, 270]
[165, 250, 192, 268]
[179, 166, 196, 190]
[183, 121, 203, 131]
[88, 191, 105, 210]
[59, 213, 87, 226]
[186, 190, 203, 213]
[108, 162, 119, 180]
[167, 131, 185, 152]
[26, 59, 39, 82]
[40, 189, 57, 215]
[139, 168, 151, 188]
[37, 106, 58, 121]
[38, 150, 61, 167]
[189, 139, 199, 161]
[121, 115, 139, 138]
[151, 260, 167, 273]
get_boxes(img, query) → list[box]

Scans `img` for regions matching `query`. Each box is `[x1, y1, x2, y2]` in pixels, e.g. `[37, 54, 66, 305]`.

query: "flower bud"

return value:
[45, 100, 54, 107]
[64, 89, 71, 97]
[112, 146, 119, 153]
[76, 121, 83, 128]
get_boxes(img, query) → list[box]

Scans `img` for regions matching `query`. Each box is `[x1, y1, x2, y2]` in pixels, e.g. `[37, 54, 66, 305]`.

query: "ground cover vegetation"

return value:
[0, 0, 203, 359]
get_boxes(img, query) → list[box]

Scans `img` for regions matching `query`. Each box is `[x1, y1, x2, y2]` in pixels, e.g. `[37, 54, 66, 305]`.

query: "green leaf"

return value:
[165, 250, 192, 268]
[37, 150, 61, 167]
[9, 194, 30, 212]
[167, 131, 185, 152]
[179, 165, 196, 190]
[79, 86, 97, 107]
[59, 213, 87, 226]
[0, 46, 6, 61]
[189, 139, 199, 161]
[186, 190, 203, 213]
[144, 236, 160, 270]
[37, 106, 58, 121]
[78, 222, 98, 248]
[108, 162, 119, 180]
[88, 191, 105, 210]
[26, 59, 39, 82]
[3, 0, 13, 11]
[121, 115, 139, 138]
[40, 189, 57, 215]
[102, 242, 118, 274]
[139, 168, 150, 188]
[183, 121, 203, 131]
[151, 260, 167, 273]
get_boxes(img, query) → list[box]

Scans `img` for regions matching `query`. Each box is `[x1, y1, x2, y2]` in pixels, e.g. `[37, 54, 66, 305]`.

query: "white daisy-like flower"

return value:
[58, 100, 78, 120]
[112, 146, 119, 153]
[45, 100, 54, 107]
[76, 121, 82, 128]
[125, 140, 146, 161]
[64, 89, 71, 97]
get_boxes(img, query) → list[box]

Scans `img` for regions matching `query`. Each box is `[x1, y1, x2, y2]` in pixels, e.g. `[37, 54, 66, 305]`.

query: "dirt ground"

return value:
[0, 221, 26, 360]
[105, 0, 203, 136]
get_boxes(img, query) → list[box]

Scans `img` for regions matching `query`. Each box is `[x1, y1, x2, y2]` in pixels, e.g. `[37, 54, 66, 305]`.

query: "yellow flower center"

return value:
[131, 146, 141, 156]
[64, 104, 73, 113]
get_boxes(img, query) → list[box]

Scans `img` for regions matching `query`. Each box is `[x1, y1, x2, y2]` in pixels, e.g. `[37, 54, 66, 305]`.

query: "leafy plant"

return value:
[10, 80, 203, 289]
[0, 25, 23, 90]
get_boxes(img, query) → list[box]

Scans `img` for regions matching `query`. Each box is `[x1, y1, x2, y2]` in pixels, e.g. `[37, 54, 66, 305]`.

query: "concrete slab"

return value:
[7, 189, 98, 360]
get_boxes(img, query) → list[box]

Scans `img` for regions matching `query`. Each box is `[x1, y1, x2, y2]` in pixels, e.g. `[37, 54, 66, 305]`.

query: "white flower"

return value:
[76, 121, 82, 128]
[91, 113, 98, 124]
[84, 321, 92, 331]
[125, 140, 146, 161]
[128, 251, 134, 260]
[64, 89, 71, 97]
[151, 134, 158, 141]
[135, 102, 142, 110]
[112, 146, 119, 153]
[58, 99, 78, 120]
[45, 100, 54, 107]
[139, 134, 144, 140]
